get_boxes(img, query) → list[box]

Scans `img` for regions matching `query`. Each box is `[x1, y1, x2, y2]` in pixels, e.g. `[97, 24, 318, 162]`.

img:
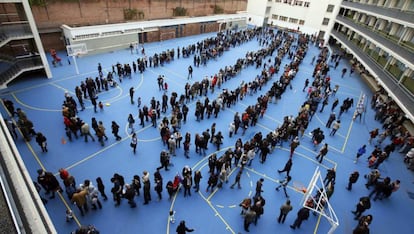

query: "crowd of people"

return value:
[2, 25, 412, 234]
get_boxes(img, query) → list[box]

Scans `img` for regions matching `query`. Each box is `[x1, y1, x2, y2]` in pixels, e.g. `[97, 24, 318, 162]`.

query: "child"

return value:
[164, 82, 168, 91]
[66, 209, 73, 222]
[98, 101, 104, 111]
[169, 210, 176, 224]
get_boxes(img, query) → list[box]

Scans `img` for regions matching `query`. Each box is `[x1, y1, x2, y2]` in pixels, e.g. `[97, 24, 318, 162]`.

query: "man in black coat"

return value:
[347, 171, 360, 191]
[278, 158, 293, 177]
[290, 207, 310, 229]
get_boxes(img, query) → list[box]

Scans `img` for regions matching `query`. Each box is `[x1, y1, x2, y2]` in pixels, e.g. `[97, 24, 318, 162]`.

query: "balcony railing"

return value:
[330, 30, 414, 121]
[0, 23, 33, 47]
[0, 56, 44, 88]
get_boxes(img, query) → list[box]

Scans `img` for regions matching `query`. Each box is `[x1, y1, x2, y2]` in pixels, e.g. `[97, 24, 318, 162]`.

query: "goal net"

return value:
[302, 167, 339, 234]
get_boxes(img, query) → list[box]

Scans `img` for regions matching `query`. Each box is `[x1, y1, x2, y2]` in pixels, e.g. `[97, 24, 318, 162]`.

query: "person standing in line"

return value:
[95, 177, 108, 201]
[352, 196, 371, 219]
[324, 168, 336, 187]
[316, 143, 329, 163]
[341, 68, 347, 78]
[244, 207, 257, 232]
[368, 128, 379, 144]
[275, 176, 291, 198]
[157, 150, 170, 171]
[354, 144, 367, 163]
[254, 178, 264, 199]
[130, 133, 137, 154]
[289, 136, 300, 158]
[176, 220, 194, 234]
[290, 207, 310, 229]
[132, 175, 141, 196]
[123, 184, 137, 208]
[35, 132, 48, 152]
[142, 171, 151, 205]
[6, 119, 18, 140]
[111, 121, 122, 141]
[97, 121, 108, 141]
[331, 98, 339, 111]
[81, 121, 95, 142]
[278, 200, 293, 224]
[187, 65, 193, 79]
[330, 120, 341, 136]
[183, 174, 192, 197]
[129, 87, 135, 104]
[326, 112, 336, 128]
[230, 170, 243, 189]
[319, 96, 329, 113]
[168, 135, 177, 156]
[127, 113, 135, 134]
[71, 188, 89, 216]
[154, 177, 163, 201]
[302, 78, 309, 92]
[347, 171, 360, 191]
[278, 158, 293, 177]
[193, 170, 202, 192]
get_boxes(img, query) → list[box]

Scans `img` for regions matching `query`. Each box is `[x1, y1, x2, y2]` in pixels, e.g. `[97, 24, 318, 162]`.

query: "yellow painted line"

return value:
[314, 112, 326, 126]
[64, 137, 127, 170]
[2, 99, 83, 228]
[10, 69, 102, 94]
[313, 213, 323, 234]
[341, 91, 363, 153]
[166, 184, 182, 234]
[12, 92, 61, 112]
[198, 191, 236, 234]
[191, 146, 233, 170]
[57, 191, 81, 227]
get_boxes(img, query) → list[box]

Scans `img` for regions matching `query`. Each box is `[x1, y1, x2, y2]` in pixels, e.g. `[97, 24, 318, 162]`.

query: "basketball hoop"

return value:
[293, 181, 307, 193]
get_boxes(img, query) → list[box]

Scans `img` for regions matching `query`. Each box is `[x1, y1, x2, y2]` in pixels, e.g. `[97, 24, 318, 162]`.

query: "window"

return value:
[272, 14, 279, 20]
[289, 18, 298, 24]
[295, 0, 303, 6]
[322, 18, 330, 25]
[326, 4, 335, 12]
[304, 2, 310, 7]
[299, 20, 305, 25]
[279, 16, 288, 22]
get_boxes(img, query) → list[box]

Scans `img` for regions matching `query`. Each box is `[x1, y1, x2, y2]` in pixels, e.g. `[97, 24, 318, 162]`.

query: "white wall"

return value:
[246, 0, 268, 26]
[247, 0, 342, 41]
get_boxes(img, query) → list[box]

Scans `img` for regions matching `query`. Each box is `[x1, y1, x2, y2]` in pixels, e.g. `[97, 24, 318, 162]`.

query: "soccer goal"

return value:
[302, 167, 339, 234]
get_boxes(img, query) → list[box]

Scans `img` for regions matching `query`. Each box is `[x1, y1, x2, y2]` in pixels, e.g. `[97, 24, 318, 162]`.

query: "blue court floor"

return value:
[1, 29, 413, 234]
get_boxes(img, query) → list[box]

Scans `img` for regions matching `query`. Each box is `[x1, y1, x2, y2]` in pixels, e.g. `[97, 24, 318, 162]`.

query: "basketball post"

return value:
[66, 43, 87, 75]
[72, 53, 79, 75]
[302, 167, 339, 234]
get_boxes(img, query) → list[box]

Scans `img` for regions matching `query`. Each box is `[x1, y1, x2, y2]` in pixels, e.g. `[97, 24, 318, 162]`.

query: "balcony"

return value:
[330, 30, 414, 121]
[341, 0, 414, 27]
[0, 55, 44, 89]
[336, 16, 414, 68]
[0, 23, 34, 48]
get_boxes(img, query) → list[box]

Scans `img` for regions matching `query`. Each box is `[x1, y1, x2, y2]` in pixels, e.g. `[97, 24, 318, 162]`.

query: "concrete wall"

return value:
[31, 0, 248, 29]
[29, 0, 247, 51]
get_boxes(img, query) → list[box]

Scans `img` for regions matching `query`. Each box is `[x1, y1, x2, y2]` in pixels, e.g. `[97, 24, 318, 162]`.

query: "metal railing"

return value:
[0, 56, 44, 87]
